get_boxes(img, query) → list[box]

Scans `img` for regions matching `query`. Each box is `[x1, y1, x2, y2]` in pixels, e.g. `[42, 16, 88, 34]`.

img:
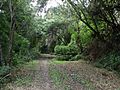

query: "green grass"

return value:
[49, 65, 69, 90]
[13, 60, 39, 86]
[49, 59, 70, 89]
[71, 74, 96, 89]
[14, 76, 32, 86]
[49, 59, 96, 90]
[24, 60, 39, 70]
[50, 59, 68, 65]
[0, 60, 38, 89]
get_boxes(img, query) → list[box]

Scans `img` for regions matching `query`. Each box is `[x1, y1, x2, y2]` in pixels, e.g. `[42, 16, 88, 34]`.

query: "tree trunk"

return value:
[0, 40, 3, 66]
[7, 0, 15, 66]
[76, 26, 83, 53]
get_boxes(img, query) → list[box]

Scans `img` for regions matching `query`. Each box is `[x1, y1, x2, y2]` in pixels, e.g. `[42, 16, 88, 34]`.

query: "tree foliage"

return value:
[67, 0, 120, 44]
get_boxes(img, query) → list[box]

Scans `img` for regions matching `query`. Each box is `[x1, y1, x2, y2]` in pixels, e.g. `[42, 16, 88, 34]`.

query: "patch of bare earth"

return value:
[5, 59, 56, 90]
[3, 58, 120, 90]
[50, 60, 120, 90]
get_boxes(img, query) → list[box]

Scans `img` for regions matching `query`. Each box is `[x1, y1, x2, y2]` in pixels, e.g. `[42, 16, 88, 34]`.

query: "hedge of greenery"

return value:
[95, 51, 120, 71]
[54, 44, 79, 60]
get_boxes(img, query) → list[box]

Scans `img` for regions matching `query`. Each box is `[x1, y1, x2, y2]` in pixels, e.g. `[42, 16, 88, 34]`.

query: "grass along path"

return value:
[49, 60, 120, 90]
[2, 58, 120, 90]
[4, 59, 56, 90]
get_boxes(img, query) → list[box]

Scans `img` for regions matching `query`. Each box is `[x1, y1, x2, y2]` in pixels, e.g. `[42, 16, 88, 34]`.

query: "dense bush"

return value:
[0, 66, 11, 76]
[95, 51, 120, 71]
[80, 28, 92, 47]
[14, 34, 30, 53]
[54, 44, 78, 60]
[0, 66, 11, 86]
[30, 47, 41, 59]
[13, 34, 31, 65]
[54, 44, 78, 55]
[55, 55, 73, 61]
[70, 54, 83, 61]
[55, 45, 68, 55]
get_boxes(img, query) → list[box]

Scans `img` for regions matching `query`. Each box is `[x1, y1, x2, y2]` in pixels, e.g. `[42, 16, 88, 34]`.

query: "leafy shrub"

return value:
[68, 44, 79, 55]
[54, 45, 69, 55]
[14, 34, 30, 53]
[0, 66, 11, 76]
[54, 44, 78, 60]
[70, 54, 83, 61]
[30, 47, 41, 59]
[54, 44, 78, 55]
[55, 55, 73, 61]
[95, 51, 120, 71]
[13, 54, 30, 65]
[12, 34, 31, 65]
[0, 66, 11, 86]
[13, 34, 41, 65]
[80, 28, 92, 47]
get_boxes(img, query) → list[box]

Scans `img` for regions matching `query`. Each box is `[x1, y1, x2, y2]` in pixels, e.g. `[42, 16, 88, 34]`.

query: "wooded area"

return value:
[0, 0, 120, 89]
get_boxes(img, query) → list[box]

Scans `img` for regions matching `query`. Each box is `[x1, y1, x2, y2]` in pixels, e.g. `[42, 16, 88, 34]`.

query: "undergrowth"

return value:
[95, 51, 120, 72]
[0, 60, 38, 89]
[49, 60, 95, 90]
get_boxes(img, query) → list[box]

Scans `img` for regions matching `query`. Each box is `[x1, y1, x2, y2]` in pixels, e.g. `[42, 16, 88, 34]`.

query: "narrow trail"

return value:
[40, 60, 52, 90]
[4, 54, 120, 90]
[5, 55, 56, 90]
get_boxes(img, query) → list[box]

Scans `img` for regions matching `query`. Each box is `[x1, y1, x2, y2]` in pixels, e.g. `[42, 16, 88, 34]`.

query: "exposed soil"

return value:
[50, 60, 120, 90]
[3, 55, 120, 90]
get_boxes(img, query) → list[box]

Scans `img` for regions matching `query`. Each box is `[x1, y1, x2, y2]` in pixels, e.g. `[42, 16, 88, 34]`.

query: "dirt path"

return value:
[40, 60, 52, 90]
[49, 60, 120, 90]
[3, 55, 120, 90]
[4, 58, 56, 90]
